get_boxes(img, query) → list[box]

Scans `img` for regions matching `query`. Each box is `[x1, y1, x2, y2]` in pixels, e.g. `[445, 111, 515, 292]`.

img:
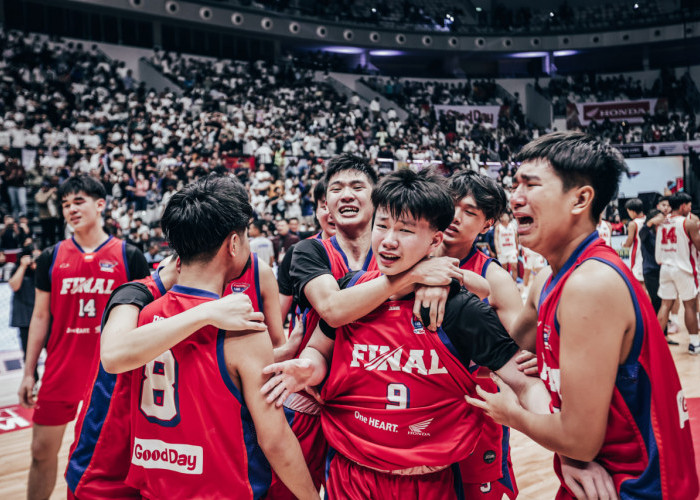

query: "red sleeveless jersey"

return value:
[537, 232, 698, 499]
[41, 236, 129, 404]
[126, 285, 270, 499]
[67, 272, 166, 498]
[321, 271, 485, 472]
[224, 252, 262, 312]
[458, 245, 513, 486]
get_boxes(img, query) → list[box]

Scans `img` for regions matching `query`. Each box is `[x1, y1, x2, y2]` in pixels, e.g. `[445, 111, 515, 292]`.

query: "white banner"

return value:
[642, 140, 700, 156]
[434, 105, 501, 127]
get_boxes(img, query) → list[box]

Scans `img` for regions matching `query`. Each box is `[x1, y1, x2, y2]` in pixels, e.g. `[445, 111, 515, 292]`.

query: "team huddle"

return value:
[18, 131, 698, 499]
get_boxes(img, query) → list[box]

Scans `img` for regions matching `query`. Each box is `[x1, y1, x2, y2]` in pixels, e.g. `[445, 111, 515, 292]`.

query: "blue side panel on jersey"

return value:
[152, 267, 166, 297]
[451, 462, 466, 500]
[65, 364, 116, 492]
[346, 271, 366, 288]
[330, 236, 350, 270]
[48, 241, 61, 280]
[252, 253, 263, 309]
[324, 446, 337, 488]
[122, 240, 130, 280]
[362, 247, 374, 271]
[216, 330, 271, 499]
[498, 426, 515, 492]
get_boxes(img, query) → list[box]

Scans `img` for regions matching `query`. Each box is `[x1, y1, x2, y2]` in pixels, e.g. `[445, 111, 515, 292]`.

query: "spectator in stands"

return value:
[34, 181, 60, 247]
[4, 158, 27, 218]
[1, 215, 28, 250]
[8, 247, 40, 381]
[272, 218, 299, 264]
[249, 219, 275, 267]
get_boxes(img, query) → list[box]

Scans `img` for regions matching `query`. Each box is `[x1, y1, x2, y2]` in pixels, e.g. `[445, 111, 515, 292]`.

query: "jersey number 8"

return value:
[139, 350, 181, 426]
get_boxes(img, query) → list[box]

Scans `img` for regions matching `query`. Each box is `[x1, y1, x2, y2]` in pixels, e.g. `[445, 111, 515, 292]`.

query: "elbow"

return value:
[560, 428, 604, 462]
[258, 427, 288, 457]
[315, 302, 343, 328]
[100, 353, 121, 374]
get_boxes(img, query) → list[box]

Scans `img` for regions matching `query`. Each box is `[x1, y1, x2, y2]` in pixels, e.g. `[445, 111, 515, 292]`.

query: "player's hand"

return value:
[409, 256, 462, 286]
[286, 315, 305, 357]
[203, 293, 266, 333]
[414, 284, 449, 331]
[559, 456, 618, 500]
[461, 269, 490, 300]
[515, 350, 539, 377]
[465, 372, 522, 428]
[261, 359, 317, 407]
[18, 375, 36, 408]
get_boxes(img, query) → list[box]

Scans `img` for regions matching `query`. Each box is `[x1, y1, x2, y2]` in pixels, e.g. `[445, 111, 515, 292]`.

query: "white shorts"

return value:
[658, 265, 698, 302]
[499, 250, 518, 265]
[524, 251, 545, 271]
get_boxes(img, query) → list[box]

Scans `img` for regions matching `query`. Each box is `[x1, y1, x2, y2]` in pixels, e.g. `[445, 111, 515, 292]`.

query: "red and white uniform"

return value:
[596, 220, 612, 246]
[35, 236, 128, 424]
[655, 215, 698, 301]
[126, 285, 271, 499]
[629, 217, 645, 281]
[457, 246, 517, 499]
[523, 247, 546, 271]
[67, 272, 166, 499]
[496, 222, 518, 265]
[538, 232, 698, 499]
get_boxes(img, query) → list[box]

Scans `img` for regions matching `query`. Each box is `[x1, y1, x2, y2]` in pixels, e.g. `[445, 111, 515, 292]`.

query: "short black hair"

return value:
[313, 178, 327, 210]
[515, 131, 628, 222]
[57, 176, 106, 201]
[625, 198, 644, 214]
[250, 219, 266, 233]
[669, 192, 692, 210]
[161, 175, 253, 264]
[371, 169, 454, 231]
[657, 195, 670, 205]
[448, 170, 508, 223]
[324, 153, 378, 188]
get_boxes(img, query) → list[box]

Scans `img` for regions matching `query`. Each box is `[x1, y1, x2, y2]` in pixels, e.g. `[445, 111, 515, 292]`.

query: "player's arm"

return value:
[460, 270, 490, 300]
[508, 267, 550, 351]
[227, 331, 319, 500]
[18, 288, 50, 408]
[468, 262, 630, 461]
[622, 220, 636, 248]
[262, 322, 333, 407]
[492, 356, 550, 414]
[493, 224, 502, 256]
[484, 263, 523, 331]
[294, 240, 461, 328]
[277, 246, 295, 323]
[685, 218, 700, 252]
[102, 293, 266, 373]
[258, 260, 285, 348]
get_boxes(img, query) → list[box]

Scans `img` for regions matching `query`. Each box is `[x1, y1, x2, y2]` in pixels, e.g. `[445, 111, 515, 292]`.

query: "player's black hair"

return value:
[625, 198, 644, 214]
[324, 153, 378, 188]
[448, 170, 508, 223]
[250, 219, 266, 233]
[657, 195, 670, 205]
[669, 192, 692, 211]
[515, 131, 628, 222]
[313, 178, 328, 210]
[161, 175, 253, 264]
[371, 169, 454, 231]
[57, 175, 106, 201]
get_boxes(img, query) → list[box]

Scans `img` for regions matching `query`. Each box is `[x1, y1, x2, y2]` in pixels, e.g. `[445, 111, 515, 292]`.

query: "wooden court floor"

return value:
[1, 333, 698, 499]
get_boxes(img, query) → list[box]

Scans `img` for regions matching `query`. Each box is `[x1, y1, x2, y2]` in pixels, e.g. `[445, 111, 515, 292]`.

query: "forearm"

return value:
[273, 341, 297, 363]
[8, 266, 26, 291]
[261, 425, 318, 499]
[101, 305, 210, 373]
[24, 315, 50, 376]
[298, 347, 329, 387]
[516, 379, 551, 415]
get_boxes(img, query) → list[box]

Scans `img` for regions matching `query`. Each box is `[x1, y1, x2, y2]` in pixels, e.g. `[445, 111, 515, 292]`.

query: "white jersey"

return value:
[497, 222, 517, 255]
[523, 247, 546, 270]
[596, 221, 612, 246]
[629, 217, 645, 280]
[656, 215, 697, 275]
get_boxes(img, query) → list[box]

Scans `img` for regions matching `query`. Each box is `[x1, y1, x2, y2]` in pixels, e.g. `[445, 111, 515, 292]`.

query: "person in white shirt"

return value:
[249, 220, 275, 267]
[622, 198, 646, 286]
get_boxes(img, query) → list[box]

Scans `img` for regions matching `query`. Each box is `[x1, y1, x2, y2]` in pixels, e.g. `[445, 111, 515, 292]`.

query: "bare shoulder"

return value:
[527, 265, 551, 307]
[224, 329, 273, 368]
[561, 259, 635, 320]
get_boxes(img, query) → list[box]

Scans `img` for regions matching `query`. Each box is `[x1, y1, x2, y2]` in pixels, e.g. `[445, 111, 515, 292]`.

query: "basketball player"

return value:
[596, 214, 612, 246]
[125, 175, 318, 499]
[494, 212, 519, 281]
[622, 197, 646, 285]
[263, 169, 550, 498]
[436, 170, 523, 498]
[655, 192, 700, 353]
[18, 176, 149, 500]
[467, 131, 698, 499]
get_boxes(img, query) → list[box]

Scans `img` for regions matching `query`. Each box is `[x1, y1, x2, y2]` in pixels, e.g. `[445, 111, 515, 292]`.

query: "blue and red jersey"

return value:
[126, 285, 270, 499]
[538, 232, 698, 499]
[224, 253, 262, 312]
[42, 236, 129, 404]
[66, 271, 166, 498]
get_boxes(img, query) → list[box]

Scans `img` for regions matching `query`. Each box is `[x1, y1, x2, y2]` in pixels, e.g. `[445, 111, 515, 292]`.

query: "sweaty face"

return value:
[443, 195, 491, 249]
[326, 171, 374, 232]
[510, 159, 574, 257]
[372, 207, 442, 276]
[61, 192, 105, 232]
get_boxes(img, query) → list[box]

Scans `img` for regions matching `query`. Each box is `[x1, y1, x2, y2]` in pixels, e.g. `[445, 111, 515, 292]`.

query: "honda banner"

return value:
[567, 98, 666, 128]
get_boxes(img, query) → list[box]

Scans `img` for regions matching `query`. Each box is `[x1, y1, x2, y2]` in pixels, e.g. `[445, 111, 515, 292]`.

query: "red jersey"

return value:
[40, 236, 129, 404]
[458, 245, 514, 487]
[67, 272, 166, 498]
[321, 271, 485, 472]
[537, 232, 698, 499]
[126, 285, 270, 499]
[224, 252, 262, 311]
